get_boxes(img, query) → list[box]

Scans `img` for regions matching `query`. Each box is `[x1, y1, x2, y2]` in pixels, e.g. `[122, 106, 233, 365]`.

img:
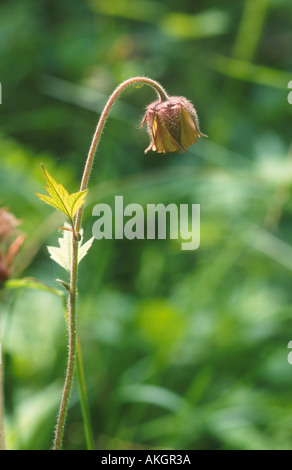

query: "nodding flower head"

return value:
[141, 96, 207, 154]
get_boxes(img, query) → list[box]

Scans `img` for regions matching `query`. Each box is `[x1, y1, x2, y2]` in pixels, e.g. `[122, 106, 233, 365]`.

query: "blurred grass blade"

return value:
[117, 384, 188, 412]
[160, 10, 230, 39]
[232, 0, 269, 61]
[209, 54, 291, 89]
[243, 223, 292, 271]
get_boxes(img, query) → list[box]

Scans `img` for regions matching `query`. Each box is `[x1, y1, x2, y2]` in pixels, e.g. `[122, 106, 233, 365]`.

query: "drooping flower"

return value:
[141, 96, 207, 154]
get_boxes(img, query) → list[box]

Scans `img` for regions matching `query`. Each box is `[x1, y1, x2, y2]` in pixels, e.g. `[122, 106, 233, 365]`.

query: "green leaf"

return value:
[35, 164, 88, 221]
[47, 223, 94, 271]
[5, 277, 65, 299]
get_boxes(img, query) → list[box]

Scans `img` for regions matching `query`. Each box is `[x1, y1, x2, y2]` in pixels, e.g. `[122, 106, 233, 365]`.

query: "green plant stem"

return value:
[4, 277, 94, 450]
[54, 235, 79, 450]
[53, 77, 168, 450]
[58, 283, 95, 450]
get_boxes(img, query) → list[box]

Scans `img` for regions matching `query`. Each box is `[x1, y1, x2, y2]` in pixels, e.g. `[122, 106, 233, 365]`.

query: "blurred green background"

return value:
[1, 0, 292, 450]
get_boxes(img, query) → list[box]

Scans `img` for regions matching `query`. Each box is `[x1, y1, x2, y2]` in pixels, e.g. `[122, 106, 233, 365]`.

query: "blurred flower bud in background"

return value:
[0, 208, 25, 282]
[141, 96, 207, 154]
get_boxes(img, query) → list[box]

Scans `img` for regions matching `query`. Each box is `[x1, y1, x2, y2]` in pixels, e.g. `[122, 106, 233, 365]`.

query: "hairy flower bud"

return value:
[141, 96, 207, 154]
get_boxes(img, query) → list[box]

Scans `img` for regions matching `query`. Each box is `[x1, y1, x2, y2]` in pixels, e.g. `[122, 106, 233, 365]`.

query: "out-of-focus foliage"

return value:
[0, 0, 292, 450]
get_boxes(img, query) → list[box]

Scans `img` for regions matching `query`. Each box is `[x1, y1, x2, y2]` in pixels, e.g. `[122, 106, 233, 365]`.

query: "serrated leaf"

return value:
[35, 165, 88, 220]
[47, 223, 94, 271]
[78, 236, 95, 261]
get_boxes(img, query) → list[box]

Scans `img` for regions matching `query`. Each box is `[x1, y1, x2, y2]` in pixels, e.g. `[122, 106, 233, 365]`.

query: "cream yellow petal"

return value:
[180, 107, 200, 149]
[153, 115, 181, 153]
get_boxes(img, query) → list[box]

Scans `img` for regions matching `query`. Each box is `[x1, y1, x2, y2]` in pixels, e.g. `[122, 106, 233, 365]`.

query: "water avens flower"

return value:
[141, 96, 207, 154]
[35, 76, 207, 451]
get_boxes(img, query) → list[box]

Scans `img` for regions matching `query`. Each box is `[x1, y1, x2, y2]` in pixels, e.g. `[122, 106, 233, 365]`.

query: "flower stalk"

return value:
[75, 76, 169, 233]
[53, 76, 205, 449]
[53, 235, 78, 450]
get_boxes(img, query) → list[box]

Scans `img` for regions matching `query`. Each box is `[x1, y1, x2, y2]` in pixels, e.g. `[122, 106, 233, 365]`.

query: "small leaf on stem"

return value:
[47, 223, 94, 271]
[35, 164, 88, 221]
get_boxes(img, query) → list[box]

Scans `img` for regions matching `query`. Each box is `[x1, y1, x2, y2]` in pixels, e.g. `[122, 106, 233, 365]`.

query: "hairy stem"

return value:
[54, 234, 78, 450]
[54, 77, 168, 450]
